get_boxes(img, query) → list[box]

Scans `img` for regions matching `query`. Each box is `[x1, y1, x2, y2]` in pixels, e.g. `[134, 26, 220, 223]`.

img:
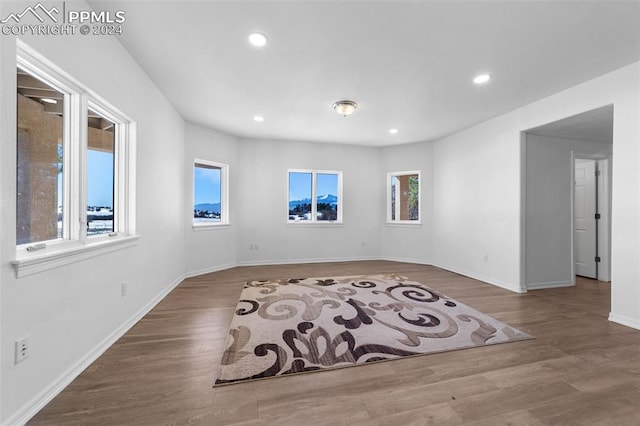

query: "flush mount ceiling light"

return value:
[473, 73, 491, 85]
[248, 33, 268, 47]
[253, 115, 264, 122]
[389, 128, 399, 135]
[332, 100, 358, 117]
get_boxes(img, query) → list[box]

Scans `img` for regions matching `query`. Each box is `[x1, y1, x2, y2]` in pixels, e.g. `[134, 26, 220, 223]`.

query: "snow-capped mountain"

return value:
[316, 194, 338, 204]
[289, 194, 337, 208]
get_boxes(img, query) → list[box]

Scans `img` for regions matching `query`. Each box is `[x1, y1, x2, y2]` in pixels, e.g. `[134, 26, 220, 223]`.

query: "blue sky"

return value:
[87, 150, 114, 207]
[194, 166, 221, 205]
[289, 172, 338, 201]
[68, 159, 336, 208]
[58, 150, 115, 208]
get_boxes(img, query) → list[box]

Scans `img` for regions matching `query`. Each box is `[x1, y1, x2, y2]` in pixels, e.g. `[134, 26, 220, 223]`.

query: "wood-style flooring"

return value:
[30, 261, 640, 425]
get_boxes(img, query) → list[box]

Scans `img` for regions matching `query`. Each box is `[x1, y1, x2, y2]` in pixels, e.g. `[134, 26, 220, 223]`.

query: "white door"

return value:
[574, 159, 597, 279]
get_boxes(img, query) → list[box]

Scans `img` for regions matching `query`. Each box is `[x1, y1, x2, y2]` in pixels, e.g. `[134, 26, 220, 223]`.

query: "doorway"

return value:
[573, 157, 611, 281]
[523, 105, 613, 290]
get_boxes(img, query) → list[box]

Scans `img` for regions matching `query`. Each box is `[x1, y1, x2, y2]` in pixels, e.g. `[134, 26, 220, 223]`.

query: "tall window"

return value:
[388, 171, 420, 223]
[288, 170, 342, 222]
[193, 159, 228, 226]
[87, 109, 115, 236]
[15, 41, 135, 269]
[16, 68, 65, 245]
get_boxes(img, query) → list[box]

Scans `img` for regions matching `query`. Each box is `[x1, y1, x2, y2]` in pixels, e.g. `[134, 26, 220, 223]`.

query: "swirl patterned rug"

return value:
[214, 273, 533, 386]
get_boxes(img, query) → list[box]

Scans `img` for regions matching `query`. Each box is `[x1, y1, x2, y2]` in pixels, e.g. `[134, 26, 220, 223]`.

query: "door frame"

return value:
[570, 152, 612, 282]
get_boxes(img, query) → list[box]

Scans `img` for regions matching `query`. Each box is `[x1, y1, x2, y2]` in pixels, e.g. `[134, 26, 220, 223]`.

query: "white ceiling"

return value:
[89, 1, 640, 147]
[527, 105, 614, 144]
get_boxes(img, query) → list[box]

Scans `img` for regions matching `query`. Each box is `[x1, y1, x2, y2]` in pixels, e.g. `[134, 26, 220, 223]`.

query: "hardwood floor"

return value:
[29, 261, 640, 425]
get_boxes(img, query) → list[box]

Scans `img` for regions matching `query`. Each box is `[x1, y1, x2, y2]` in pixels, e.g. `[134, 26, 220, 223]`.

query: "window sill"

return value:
[192, 223, 231, 231]
[286, 222, 344, 228]
[385, 222, 422, 227]
[12, 235, 140, 278]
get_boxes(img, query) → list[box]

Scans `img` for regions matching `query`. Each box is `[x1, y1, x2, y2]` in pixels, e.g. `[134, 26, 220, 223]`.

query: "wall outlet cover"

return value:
[15, 336, 30, 364]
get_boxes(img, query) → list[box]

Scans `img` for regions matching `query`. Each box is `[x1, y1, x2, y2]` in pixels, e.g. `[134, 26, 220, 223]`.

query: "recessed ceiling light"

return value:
[253, 115, 264, 122]
[41, 98, 57, 104]
[389, 128, 399, 135]
[473, 74, 491, 85]
[248, 33, 267, 47]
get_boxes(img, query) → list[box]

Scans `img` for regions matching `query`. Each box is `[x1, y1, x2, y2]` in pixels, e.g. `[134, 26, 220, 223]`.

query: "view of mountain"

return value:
[195, 197, 336, 213]
[289, 194, 337, 208]
[194, 203, 221, 213]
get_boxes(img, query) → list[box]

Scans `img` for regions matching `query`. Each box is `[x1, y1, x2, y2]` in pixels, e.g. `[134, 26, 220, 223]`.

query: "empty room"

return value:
[1, 0, 639, 424]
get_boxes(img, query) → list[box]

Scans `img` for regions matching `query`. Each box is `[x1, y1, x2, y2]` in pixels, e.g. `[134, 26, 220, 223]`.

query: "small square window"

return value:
[288, 170, 342, 223]
[193, 160, 228, 226]
[388, 171, 420, 223]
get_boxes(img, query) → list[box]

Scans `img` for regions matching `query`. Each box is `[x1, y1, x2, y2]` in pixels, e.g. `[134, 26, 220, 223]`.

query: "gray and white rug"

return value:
[215, 273, 532, 385]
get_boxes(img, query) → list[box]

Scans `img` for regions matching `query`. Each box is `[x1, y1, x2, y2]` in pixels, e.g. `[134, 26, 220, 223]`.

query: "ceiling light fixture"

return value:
[332, 100, 358, 117]
[253, 115, 264, 122]
[389, 128, 398, 135]
[248, 33, 268, 47]
[473, 73, 491, 85]
[40, 98, 57, 104]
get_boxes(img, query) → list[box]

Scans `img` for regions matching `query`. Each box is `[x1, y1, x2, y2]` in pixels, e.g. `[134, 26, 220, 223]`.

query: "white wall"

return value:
[380, 142, 434, 264]
[431, 112, 524, 292]
[0, 2, 186, 423]
[609, 65, 640, 329]
[235, 138, 382, 265]
[429, 61, 639, 326]
[184, 122, 238, 276]
[520, 65, 639, 328]
[524, 135, 612, 288]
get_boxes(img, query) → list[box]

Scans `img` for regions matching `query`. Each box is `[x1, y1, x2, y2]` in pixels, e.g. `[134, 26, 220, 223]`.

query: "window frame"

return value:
[287, 169, 343, 224]
[192, 159, 229, 229]
[387, 170, 421, 225]
[12, 40, 137, 277]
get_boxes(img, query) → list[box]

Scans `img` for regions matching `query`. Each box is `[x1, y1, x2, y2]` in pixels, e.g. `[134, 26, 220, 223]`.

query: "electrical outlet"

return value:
[121, 282, 128, 297]
[15, 336, 30, 364]
[249, 243, 259, 250]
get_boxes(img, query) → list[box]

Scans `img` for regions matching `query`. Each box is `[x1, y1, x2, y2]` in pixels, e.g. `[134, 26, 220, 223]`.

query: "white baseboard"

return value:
[6, 274, 187, 426]
[431, 261, 525, 293]
[236, 256, 380, 267]
[380, 256, 432, 266]
[526, 281, 574, 290]
[184, 262, 236, 279]
[608, 312, 640, 330]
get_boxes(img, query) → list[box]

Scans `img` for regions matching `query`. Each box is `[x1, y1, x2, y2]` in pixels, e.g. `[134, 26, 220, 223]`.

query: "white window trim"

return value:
[192, 159, 229, 229]
[12, 40, 137, 277]
[287, 169, 343, 224]
[387, 170, 421, 225]
[285, 222, 344, 228]
[12, 236, 140, 278]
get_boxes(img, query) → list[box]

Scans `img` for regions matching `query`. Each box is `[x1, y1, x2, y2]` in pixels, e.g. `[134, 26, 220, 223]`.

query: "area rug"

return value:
[214, 273, 532, 385]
